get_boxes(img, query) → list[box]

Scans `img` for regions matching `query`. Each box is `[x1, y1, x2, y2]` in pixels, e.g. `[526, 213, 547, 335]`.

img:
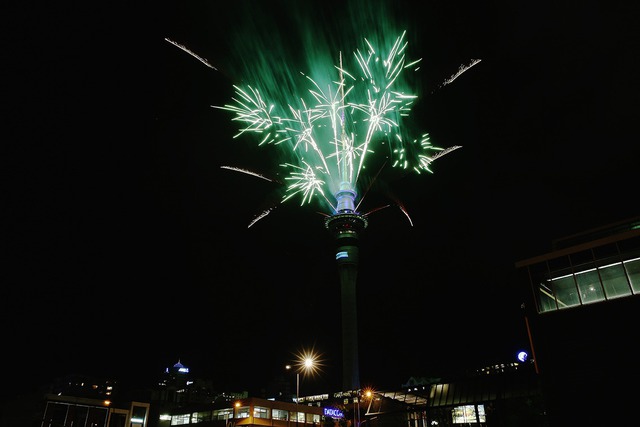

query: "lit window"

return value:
[254, 406, 270, 419]
[273, 409, 288, 420]
[236, 406, 250, 419]
[452, 404, 485, 424]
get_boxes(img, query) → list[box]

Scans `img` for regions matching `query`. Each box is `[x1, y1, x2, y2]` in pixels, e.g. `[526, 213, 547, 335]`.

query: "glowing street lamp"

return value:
[356, 388, 374, 427]
[286, 350, 321, 426]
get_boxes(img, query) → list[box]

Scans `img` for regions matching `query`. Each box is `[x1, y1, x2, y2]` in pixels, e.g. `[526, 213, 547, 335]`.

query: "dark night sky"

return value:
[3, 1, 639, 400]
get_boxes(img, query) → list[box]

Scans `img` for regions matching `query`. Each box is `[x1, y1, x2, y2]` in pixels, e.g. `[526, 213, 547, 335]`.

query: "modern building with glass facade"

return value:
[157, 396, 331, 427]
[515, 216, 640, 427]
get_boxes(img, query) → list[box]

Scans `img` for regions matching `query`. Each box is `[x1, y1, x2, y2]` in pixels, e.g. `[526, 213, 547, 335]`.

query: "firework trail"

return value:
[247, 208, 276, 229]
[220, 165, 274, 182]
[165, 38, 217, 70]
[435, 58, 482, 91]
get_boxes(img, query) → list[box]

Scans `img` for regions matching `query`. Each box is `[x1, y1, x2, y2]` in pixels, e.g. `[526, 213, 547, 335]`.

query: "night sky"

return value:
[4, 1, 638, 400]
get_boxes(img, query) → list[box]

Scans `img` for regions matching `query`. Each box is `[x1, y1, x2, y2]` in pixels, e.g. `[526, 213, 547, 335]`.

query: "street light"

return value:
[356, 388, 374, 427]
[286, 350, 321, 426]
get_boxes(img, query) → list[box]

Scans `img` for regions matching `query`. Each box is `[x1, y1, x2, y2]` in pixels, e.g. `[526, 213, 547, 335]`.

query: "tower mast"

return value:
[325, 52, 368, 392]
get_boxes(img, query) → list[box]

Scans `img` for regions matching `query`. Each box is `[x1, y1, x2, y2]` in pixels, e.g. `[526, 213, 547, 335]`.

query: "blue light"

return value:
[336, 251, 348, 260]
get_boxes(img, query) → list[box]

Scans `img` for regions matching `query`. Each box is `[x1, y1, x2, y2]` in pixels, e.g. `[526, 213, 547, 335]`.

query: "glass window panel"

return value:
[273, 409, 288, 421]
[171, 414, 190, 425]
[570, 249, 593, 267]
[548, 255, 571, 273]
[254, 406, 269, 419]
[624, 257, 640, 293]
[598, 260, 632, 299]
[529, 262, 550, 282]
[529, 262, 557, 313]
[593, 242, 620, 259]
[452, 405, 479, 423]
[213, 408, 234, 420]
[192, 411, 211, 422]
[617, 235, 640, 254]
[236, 406, 250, 419]
[44, 403, 69, 425]
[574, 266, 605, 304]
[87, 407, 109, 426]
[552, 273, 580, 308]
[477, 404, 486, 422]
[71, 406, 89, 427]
[536, 277, 557, 313]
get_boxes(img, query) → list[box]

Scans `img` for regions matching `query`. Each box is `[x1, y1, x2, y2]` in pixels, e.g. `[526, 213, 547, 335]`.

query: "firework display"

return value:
[210, 31, 462, 225]
[167, 5, 477, 391]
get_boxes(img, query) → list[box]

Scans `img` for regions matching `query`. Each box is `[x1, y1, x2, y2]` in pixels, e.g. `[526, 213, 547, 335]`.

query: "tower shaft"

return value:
[325, 211, 367, 392]
[338, 249, 360, 391]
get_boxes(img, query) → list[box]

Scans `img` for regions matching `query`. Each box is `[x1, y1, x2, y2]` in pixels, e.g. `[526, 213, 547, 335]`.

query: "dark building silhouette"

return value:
[26, 373, 150, 427]
[516, 216, 640, 426]
[10, 358, 547, 426]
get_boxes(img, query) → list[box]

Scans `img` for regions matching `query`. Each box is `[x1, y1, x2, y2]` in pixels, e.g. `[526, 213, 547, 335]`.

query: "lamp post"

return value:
[286, 365, 303, 427]
[286, 365, 300, 427]
[355, 388, 373, 427]
[286, 352, 318, 427]
[296, 370, 300, 427]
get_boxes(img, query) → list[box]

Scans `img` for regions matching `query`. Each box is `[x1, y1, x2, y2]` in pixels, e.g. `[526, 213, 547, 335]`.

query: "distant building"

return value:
[156, 396, 332, 427]
[151, 360, 248, 427]
[38, 374, 150, 427]
[516, 216, 640, 426]
[42, 394, 150, 427]
[10, 353, 550, 426]
[48, 373, 118, 399]
[153, 360, 221, 409]
[366, 361, 545, 427]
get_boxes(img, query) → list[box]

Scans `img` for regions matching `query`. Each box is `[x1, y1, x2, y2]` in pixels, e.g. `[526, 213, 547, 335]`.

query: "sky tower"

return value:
[201, 27, 465, 394]
[325, 184, 367, 392]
